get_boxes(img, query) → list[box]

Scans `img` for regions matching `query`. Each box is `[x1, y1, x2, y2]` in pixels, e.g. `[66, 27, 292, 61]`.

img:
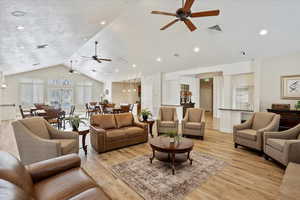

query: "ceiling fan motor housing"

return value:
[176, 8, 191, 20]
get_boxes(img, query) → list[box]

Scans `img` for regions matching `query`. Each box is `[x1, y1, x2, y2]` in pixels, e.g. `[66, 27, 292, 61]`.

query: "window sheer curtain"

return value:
[76, 82, 92, 105]
[20, 79, 44, 106]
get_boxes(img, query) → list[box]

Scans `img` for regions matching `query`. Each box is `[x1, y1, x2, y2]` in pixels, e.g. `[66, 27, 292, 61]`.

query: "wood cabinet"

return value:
[267, 109, 300, 131]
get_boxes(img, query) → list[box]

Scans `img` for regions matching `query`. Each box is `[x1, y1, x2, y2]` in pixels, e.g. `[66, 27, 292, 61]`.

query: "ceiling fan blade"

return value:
[183, 0, 195, 12]
[160, 19, 179, 30]
[151, 11, 177, 17]
[191, 10, 220, 18]
[183, 19, 197, 32]
[98, 58, 112, 62]
[96, 59, 102, 63]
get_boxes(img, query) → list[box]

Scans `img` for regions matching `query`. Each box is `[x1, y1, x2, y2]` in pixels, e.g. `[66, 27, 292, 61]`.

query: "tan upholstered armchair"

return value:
[156, 107, 179, 136]
[264, 124, 300, 166]
[12, 117, 79, 165]
[233, 112, 280, 152]
[182, 108, 205, 139]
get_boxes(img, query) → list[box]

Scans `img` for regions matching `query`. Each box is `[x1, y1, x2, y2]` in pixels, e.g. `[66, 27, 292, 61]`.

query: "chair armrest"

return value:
[265, 126, 300, 140]
[134, 121, 147, 130]
[90, 125, 106, 135]
[26, 154, 81, 183]
[284, 140, 300, 164]
[233, 115, 254, 133]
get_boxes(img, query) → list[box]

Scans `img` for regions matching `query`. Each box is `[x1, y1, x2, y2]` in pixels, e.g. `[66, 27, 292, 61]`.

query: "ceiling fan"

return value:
[151, 0, 220, 32]
[81, 41, 112, 63]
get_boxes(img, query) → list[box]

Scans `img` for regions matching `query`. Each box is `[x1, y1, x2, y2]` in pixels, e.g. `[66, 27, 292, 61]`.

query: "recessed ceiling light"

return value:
[156, 57, 162, 62]
[259, 29, 268, 36]
[1, 83, 7, 89]
[19, 46, 25, 49]
[16, 26, 25, 30]
[132, 64, 137, 68]
[91, 69, 97, 72]
[115, 68, 119, 73]
[32, 63, 40, 66]
[100, 20, 106, 25]
[11, 11, 26, 17]
[193, 47, 200, 52]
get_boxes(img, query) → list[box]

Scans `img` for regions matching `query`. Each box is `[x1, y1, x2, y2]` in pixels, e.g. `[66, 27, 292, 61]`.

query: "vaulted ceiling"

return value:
[1, 0, 300, 81]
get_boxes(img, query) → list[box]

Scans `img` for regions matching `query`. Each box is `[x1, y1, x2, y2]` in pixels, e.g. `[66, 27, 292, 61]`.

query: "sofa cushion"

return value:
[280, 162, 300, 199]
[267, 138, 285, 152]
[105, 129, 127, 142]
[20, 117, 50, 139]
[115, 113, 133, 128]
[124, 127, 144, 138]
[185, 122, 201, 129]
[0, 151, 34, 195]
[188, 109, 203, 123]
[34, 168, 96, 200]
[237, 129, 257, 141]
[161, 108, 175, 121]
[91, 114, 116, 129]
[159, 121, 176, 128]
[52, 139, 77, 155]
[68, 187, 110, 200]
[252, 112, 275, 130]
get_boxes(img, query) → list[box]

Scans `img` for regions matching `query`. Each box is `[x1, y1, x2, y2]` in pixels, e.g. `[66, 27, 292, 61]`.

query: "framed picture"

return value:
[281, 75, 300, 100]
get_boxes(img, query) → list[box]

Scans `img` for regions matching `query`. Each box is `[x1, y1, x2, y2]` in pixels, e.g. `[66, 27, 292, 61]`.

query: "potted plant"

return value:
[164, 131, 180, 144]
[140, 109, 152, 121]
[68, 115, 87, 131]
[295, 101, 300, 110]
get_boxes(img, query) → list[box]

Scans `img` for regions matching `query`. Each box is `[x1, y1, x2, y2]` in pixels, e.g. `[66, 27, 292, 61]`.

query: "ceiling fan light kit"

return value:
[151, 0, 220, 32]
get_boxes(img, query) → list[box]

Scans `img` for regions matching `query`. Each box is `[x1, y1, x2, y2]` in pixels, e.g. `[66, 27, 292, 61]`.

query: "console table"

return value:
[267, 109, 300, 131]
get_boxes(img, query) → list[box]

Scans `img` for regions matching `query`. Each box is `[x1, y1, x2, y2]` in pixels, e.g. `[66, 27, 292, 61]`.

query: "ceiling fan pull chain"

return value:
[95, 41, 97, 56]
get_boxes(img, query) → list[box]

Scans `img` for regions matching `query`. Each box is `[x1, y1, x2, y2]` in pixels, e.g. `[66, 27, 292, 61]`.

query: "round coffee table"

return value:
[149, 136, 194, 175]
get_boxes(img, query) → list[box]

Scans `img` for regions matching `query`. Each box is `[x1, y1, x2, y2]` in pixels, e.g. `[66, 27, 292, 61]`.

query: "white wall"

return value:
[141, 73, 161, 118]
[112, 82, 139, 106]
[2, 65, 104, 111]
[258, 52, 300, 111]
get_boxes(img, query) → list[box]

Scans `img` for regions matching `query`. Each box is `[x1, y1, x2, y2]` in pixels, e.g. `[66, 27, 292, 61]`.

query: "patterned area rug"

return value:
[111, 151, 226, 200]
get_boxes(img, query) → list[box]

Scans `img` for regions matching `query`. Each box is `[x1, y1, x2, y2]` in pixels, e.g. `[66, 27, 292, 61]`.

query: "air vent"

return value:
[37, 44, 48, 49]
[208, 25, 222, 32]
[11, 11, 26, 17]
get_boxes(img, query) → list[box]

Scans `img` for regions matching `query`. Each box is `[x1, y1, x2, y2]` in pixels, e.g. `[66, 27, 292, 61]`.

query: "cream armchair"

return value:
[182, 108, 205, 139]
[12, 117, 79, 165]
[233, 112, 280, 152]
[156, 107, 179, 136]
[264, 124, 300, 166]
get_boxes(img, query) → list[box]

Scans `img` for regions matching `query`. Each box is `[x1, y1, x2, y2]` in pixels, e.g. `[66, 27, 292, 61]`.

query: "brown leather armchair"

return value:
[233, 112, 280, 152]
[0, 151, 110, 200]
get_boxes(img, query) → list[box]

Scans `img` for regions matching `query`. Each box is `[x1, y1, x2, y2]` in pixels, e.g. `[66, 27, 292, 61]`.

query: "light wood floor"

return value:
[0, 118, 284, 200]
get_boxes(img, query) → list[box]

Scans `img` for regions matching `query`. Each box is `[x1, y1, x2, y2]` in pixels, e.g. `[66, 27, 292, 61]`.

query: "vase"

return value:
[170, 137, 175, 144]
[142, 115, 148, 122]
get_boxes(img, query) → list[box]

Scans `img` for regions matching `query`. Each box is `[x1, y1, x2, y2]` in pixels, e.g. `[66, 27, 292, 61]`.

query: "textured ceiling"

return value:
[1, 0, 300, 81]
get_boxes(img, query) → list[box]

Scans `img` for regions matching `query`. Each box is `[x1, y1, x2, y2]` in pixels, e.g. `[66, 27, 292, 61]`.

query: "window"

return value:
[20, 79, 44, 106]
[76, 82, 92, 105]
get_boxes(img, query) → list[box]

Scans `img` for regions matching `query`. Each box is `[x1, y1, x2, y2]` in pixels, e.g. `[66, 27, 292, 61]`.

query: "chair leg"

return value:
[234, 143, 238, 148]
[263, 153, 269, 160]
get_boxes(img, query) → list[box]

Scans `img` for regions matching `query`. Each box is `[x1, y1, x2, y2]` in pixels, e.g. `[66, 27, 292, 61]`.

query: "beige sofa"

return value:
[182, 108, 205, 139]
[90, 113, 148, 153]
[0, 151, 110, 200]
[12, 117, 79, 165]
[279, 162, 300, 200]
[233, 112, 280, 152]
[156, 107, 179, 136]
[264, 124, 300, 166]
